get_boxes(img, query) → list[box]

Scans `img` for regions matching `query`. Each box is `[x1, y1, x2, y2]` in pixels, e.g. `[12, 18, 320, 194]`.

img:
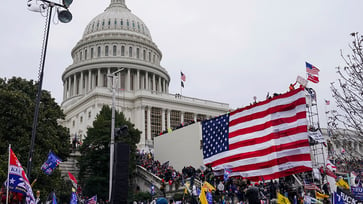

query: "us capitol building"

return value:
[60, 0, 230, 150]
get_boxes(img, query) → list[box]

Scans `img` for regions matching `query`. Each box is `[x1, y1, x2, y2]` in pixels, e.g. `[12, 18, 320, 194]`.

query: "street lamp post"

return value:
[26, 0, 73, 180]
[108, 68, 125, 201]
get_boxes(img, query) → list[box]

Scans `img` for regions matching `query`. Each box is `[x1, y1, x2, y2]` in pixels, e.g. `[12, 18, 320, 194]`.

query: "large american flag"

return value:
[202, 87, 312, 181]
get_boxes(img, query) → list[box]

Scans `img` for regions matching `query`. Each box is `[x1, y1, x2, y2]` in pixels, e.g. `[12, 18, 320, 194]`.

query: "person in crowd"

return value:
[245, 180, 260, 204]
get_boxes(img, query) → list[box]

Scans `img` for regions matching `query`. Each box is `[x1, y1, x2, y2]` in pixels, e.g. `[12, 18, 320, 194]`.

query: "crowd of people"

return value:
[136, 151, 324, 204]
[332, 157, 363, 173]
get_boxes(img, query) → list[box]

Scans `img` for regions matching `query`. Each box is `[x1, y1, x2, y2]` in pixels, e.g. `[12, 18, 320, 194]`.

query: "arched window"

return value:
[148, 52, 151, 62]
[97, 46, 101, 57]
[121, 46, 125, 56]
[80, 51, 83, 61]
[105, 46, 109, 56]
[129, 47, 133, 57]
[136, 48, 140, 59]
[143, 50, 146, 60]
[85, 49, 88, 60]
[113, 45, 117, 56]
[91, 48, 94, 58]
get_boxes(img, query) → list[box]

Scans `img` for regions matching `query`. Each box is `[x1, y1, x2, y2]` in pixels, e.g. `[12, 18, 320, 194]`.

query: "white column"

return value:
[167, 109, 171, 130]
[138, 106, 146, 148]
[181, 111, 184, 124]
[147, 106, 151, 140]
[141, 74, 145, 90]
[107, 68, 111, 89]
[158, 76, 162, 92]
[88, 70, 92, 91]
[63, 80, 67, 100]
[152, 74, 156, 92]
[97, 68, 101, 87]
[73, 74, 77, 96]
[126, 68, 131, 91]
[162, 79, 165, 93]
[194, 113, 197, 122]
[161, 109, 166, 131]
[145, 72, 149, 90]
[67, 77, 71, 98]
[136, 70, 140, 90]
[80, 71, 84, 94]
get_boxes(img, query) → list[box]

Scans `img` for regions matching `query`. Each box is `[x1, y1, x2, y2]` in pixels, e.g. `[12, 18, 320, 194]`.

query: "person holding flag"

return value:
[6, 145, 36, 204]
[68, 171, 78, 188]
[70, 190, 78, 204]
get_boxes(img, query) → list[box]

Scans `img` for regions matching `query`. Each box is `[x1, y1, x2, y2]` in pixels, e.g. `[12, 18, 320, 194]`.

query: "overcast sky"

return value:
[1, 0, 362, 127]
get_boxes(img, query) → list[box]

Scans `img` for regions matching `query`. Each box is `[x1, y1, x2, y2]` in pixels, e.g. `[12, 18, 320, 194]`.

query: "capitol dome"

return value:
[82, 0, 152, 40]
[62, 0, 168, 87]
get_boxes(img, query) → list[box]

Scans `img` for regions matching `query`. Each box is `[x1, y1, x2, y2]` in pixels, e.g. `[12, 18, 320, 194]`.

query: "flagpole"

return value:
[6, 144, 11, 204]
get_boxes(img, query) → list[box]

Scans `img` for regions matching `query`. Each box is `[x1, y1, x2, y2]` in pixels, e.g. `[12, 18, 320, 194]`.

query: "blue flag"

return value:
[207, 191, 213, 204]
[41, 151, 62, 175]
[224, 168, 232, 182]
[52, 192, 58, 204]
[334, 192, 344, 204]
[70, 192, 78, 204]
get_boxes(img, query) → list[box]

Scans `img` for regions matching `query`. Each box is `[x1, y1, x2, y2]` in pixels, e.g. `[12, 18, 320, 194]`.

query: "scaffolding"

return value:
[305, 87, 328, 186]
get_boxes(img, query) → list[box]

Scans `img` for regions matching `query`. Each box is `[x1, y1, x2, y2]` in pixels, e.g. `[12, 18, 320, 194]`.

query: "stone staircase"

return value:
[58, 152, 202, 199]
[59, 151, 81, 179]
[134, 165, 201, 198]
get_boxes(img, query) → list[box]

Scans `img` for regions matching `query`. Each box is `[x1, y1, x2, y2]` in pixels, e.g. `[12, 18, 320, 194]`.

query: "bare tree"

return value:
[329, 32, 363, 138]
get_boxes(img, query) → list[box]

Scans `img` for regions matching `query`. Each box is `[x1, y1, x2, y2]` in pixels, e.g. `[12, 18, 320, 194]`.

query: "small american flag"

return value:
[181, 71, 186, 82]
[86, 195, 97, 204]
[306, 62, 320, 75]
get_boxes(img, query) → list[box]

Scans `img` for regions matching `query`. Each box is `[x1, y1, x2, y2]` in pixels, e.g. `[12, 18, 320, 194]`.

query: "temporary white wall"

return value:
[154, 123, 204, 172]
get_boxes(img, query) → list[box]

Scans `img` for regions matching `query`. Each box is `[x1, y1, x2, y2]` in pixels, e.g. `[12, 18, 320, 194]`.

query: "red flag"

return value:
[181, 71, 186, 82]
[325, 100, 330, 105]
[307, 74, 319, 83]
[68, 171, 78, 185]
[202, 87, 312, 181]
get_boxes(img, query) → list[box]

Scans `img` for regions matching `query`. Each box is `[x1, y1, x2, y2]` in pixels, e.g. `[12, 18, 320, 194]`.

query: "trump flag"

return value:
[202, 87, 312, 181]
[41, 151, 62, 175]
[6, 147, 36, 204]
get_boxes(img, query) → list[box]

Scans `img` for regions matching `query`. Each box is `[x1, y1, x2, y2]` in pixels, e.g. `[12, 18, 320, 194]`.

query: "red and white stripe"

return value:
[205, 88, 312, 181]
[326, 160, 337, 172]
